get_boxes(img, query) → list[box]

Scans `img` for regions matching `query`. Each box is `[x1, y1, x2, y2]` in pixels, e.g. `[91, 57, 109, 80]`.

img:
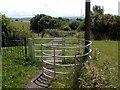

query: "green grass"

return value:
[2, 47, 41, 88]
[10, 21, 30, 31]
[91, 40, 119, 87]
[51, 40, 119, 88]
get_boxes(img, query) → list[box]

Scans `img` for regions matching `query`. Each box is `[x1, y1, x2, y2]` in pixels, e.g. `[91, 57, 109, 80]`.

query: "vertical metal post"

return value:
[84, 0, 91, 62]
[62, 38, 65, 62]
[78, 38, 80, 55]
[74, 48, 77, 66]
[41, 44, 43, 72]
[53, 47, 56, 77]
[28, 38, 33, 59]
[24, 38, 27, 57]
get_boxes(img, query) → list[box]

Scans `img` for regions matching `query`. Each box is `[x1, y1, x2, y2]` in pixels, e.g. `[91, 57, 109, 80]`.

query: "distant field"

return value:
[10, 21, 30, 31]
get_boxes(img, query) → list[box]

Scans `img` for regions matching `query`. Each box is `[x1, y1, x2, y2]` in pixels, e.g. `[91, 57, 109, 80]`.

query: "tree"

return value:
[15, 19, 19, 21]
[49, 18, 61, 29]
[91, 5, 120, 40]
[30, 14, 46, 33]
[69, 20, 80, 30]
[91, 5, 105, 39]
[2, 14, 11, 41]
[2, 14, 16, 46]
[38, 15, 52, 37]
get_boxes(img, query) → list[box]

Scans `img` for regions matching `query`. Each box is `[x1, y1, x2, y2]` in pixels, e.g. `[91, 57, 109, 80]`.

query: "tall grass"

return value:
[51, 40, 119, 88]
[2, 47, 41, 88]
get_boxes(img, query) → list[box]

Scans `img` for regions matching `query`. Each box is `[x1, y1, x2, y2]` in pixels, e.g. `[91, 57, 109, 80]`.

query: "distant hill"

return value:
[61, 16, 85, 20]
[10, 16, 84, 21]
[11, 17, 32, 21]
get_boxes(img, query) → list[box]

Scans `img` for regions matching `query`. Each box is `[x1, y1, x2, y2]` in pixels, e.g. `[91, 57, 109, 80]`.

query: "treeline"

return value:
[2, 5, 120, 43]
[91, 5, 120, 40]
[30, 14, 83, 37]
[30, 5, 120, 40]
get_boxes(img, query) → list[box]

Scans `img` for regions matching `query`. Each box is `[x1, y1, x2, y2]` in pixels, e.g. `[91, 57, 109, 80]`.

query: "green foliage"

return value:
[30, 14, 46, 32]
[69, 20, 80, 30]
[49, 18, 61, 29]
[30, 14, 62, 34]
[2, 14, 15, 46]
[60, 24, 71, 31]
[2, 14, 31, 46]
[51, 75, 72, 89]
[91, 5, 120, 40]
[77, 21, 84, 32]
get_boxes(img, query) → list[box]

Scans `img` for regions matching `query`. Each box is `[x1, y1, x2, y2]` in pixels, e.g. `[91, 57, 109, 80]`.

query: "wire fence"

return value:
[2, 38, 28, 58]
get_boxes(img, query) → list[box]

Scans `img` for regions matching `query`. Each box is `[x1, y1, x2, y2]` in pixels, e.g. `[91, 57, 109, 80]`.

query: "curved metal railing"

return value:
[34, 38, 92, 78]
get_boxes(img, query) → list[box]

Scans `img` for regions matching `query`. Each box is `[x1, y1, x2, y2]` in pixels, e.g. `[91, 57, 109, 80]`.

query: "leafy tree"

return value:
[91, 5, 105, 39]
[60, 24, 71, 31]
[2, 14, 29, 46]
[49, 18, 61, 29]
[91, 5, 120, 40]
[38, 15, 52, 37]
[2, 14, 11, 44]
[69, 20, 79, 30]
[30, 14, 46, 33]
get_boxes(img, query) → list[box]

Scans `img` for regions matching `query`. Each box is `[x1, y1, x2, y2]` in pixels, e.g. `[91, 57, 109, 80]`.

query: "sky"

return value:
[0, 0, 120, 18]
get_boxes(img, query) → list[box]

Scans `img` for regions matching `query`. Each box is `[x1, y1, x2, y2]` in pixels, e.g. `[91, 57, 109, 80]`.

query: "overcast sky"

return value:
[0, 0, 120, 18]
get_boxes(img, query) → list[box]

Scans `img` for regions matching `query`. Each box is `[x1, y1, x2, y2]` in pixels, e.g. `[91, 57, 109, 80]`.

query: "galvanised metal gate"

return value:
[29, 38, 92, 79]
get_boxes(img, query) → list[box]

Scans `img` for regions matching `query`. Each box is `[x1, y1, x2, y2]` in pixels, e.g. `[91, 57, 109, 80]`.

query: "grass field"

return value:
[2, 21, 119, 88]
[10, 21, 30, 31]
[51, 40, 119, 88]
[2, 38, 119, 88]
[2, 47, 41, 88]
[91, 40, 119, 87]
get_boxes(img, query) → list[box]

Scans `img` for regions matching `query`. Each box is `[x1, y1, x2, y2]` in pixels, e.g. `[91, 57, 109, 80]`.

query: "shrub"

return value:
[60, 24, 71, 31]
[69, 21, 79, 30]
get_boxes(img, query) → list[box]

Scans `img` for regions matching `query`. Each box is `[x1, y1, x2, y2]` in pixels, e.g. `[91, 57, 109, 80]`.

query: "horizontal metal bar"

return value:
[34, 50, 62, 52]
[55, 71, 69, 75]
[34, 38, 85, 40]
[57, 64, 79, 67]
[43, 60, 78, 67]
[35, 56, 52, 58]
[43, 72, 53, 79]
[43, 67, 54, 73]
[43, 60, 62, 63]
[43, 67, 69, 75]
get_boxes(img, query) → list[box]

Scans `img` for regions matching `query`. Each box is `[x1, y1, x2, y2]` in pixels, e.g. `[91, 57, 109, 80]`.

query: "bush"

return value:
[60, 24, 71, 31]
[69, 21, 79, 30]
[91, 5, 120, 40]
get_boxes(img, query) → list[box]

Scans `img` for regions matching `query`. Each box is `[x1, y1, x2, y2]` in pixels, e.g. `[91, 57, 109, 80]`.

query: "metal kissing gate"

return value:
[28, 38, 92, 79]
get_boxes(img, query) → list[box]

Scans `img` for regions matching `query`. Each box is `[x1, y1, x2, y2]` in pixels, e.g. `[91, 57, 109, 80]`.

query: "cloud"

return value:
[0, 0, 119, 17]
